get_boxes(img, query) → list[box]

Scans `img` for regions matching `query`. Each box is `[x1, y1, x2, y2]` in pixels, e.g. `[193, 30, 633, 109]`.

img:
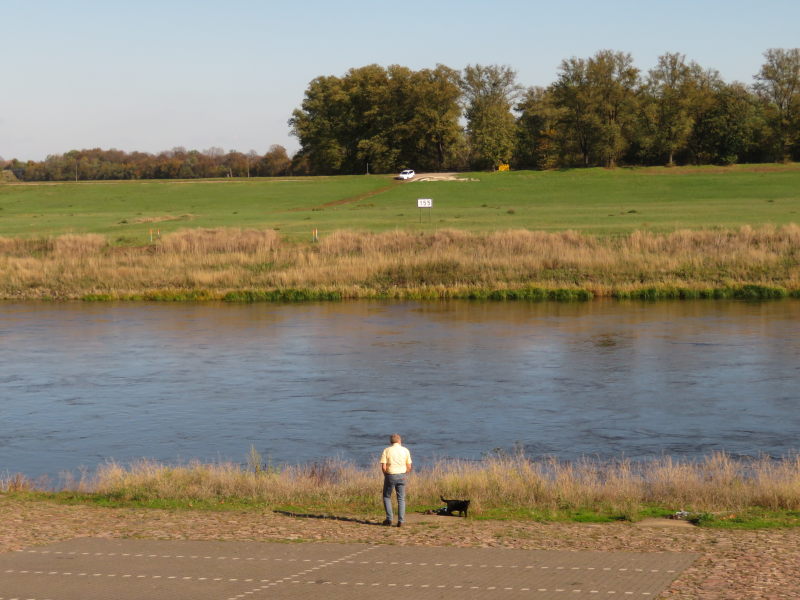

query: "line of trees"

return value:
[2, 145, 303, 182]
[291, 48, 800, 173]
[3, 48, 798, 181]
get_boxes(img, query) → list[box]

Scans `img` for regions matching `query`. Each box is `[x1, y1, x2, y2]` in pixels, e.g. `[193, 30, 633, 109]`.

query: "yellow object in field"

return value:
[498, 163, 510, 172]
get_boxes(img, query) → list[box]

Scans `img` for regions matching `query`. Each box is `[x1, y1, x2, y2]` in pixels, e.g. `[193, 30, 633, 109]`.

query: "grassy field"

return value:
[2, 164, 800, 242]
[0, 176, 391, 241]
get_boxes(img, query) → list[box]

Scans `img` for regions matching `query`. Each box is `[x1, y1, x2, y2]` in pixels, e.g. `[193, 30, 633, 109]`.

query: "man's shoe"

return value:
[382, 519, 392, 526]
[396, 522, 403, 527]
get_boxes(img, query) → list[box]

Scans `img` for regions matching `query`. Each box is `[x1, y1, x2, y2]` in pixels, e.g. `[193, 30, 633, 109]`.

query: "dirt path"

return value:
[292, 171, 472, 212]
[410, 172, 466, 181]
[321, 183, 396, 207]
[286, 182, 397, 212]
[1, 497, 797, 599]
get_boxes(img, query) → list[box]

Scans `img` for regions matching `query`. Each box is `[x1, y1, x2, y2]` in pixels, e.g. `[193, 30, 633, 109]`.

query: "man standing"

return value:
[380, 433, 412, 527]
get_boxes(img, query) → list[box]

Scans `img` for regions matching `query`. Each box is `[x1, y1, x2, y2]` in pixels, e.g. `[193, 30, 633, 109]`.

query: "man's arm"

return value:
[379, 448, 388, 474]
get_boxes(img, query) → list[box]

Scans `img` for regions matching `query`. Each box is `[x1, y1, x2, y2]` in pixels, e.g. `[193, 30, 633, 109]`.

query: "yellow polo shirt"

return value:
[380, 443, 412, 474]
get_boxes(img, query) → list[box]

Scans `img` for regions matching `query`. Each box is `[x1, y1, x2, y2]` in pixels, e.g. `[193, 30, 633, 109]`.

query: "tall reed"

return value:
[0, 226, 798, 299]
[70, 452, 800, 517]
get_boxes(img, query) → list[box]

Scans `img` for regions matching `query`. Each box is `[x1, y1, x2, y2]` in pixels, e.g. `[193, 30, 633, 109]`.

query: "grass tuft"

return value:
[222, 289, 343, 302]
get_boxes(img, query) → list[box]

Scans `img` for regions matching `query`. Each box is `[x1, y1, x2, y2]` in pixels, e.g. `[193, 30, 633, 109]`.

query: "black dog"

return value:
[439, 496, 470, 517]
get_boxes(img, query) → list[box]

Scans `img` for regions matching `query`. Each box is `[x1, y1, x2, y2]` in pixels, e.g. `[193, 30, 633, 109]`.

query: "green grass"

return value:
[685, 509, 800, 529]
[9, 490, 270, 512]
[8, 491, 800, 529]
[2, 165, 799, 242]
[0, 176, 391, 241]
[375, 166, 800, 236]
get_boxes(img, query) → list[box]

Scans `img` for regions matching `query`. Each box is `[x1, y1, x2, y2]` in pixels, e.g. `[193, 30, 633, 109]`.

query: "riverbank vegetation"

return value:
[4, 452, 800, 529]
[0, 225, 799, 301]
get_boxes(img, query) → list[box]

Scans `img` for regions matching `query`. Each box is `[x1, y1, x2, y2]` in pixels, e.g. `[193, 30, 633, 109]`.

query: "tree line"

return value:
[2, 145, 303, 182]
[291, 48, 800, 172]
[3, 48, 798, 181]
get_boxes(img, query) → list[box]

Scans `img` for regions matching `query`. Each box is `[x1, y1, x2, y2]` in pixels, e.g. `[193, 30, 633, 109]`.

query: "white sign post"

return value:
[417, 198, 433, 222]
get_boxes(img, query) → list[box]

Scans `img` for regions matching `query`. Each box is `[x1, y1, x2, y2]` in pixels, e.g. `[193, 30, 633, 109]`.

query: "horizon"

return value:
[2, 0, 799, 161]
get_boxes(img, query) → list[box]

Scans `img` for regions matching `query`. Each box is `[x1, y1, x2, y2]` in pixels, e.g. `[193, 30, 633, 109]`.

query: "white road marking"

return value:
[9, 544, 687, 598]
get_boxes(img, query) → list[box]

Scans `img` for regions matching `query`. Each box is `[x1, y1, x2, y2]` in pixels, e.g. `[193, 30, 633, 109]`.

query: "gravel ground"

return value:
[1, 496, 798, 599]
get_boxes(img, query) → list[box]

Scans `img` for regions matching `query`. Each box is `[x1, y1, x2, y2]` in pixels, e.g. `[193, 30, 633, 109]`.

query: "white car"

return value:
[398, 169, 415, 180]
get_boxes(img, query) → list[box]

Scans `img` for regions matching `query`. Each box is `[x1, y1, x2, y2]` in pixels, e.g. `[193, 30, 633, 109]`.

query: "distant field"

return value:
[2, 164, 800, 242]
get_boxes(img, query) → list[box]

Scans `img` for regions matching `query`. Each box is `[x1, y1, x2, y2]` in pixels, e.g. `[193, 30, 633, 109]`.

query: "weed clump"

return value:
[223, 289, 342, 302]
[612, 284, 789, 301]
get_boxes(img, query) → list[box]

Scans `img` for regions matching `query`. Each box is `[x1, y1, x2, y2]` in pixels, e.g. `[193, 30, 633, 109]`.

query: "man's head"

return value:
[390, 433, 401, 444]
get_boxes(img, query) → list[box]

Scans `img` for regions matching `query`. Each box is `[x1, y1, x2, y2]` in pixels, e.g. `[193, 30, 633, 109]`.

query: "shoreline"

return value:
[2, 282, 799, 302]
[5, 453, 800, 529]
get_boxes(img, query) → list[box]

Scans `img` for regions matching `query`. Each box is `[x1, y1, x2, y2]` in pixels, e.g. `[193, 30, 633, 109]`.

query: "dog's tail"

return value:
[440, 495, 449, 503]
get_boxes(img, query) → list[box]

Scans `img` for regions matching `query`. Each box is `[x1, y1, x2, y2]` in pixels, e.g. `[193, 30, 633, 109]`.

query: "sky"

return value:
[2, 0, 799, 161]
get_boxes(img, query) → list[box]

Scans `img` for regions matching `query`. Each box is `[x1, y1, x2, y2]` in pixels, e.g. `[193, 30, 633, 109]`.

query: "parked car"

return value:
[398, 169, 415, 180]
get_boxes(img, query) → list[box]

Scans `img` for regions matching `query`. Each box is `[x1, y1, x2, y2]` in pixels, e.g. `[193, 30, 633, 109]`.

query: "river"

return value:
[1, 300, 798, 480]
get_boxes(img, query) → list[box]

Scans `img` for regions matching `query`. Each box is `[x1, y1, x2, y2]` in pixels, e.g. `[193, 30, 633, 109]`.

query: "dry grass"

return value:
[157, 228, 280, 254]
[10, 453, 797, 518]
[0, 472, 36, 493]
[0, 226, 799, 299]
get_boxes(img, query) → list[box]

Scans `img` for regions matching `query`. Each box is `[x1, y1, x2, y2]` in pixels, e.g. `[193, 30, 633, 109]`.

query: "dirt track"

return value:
[403, 172, 474, 181]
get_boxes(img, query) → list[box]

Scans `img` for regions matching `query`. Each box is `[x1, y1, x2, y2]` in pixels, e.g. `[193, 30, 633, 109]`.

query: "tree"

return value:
[586, 51, 639, 168]
[550, 51, 639, 168]
[550, 57, 598, 166]
[290, 64, 463, 174]
[644, 53, 696, 165]
[289, 74, 351, 174]
[461, 64, 519, 169]
[515, 87, 561, 169]
[263, 145, 291, 176]
[246, 150, 260, 177]
[224, 151, 250, 177]
[401, 65, 464, 171]
[346, 64, 396, 173]
[688, 82, 766, 164]
[683, 66, 725, 164]
[290, 152, 312, 175]
[289, 65, 396, 174]
[754, 48, 800, 162]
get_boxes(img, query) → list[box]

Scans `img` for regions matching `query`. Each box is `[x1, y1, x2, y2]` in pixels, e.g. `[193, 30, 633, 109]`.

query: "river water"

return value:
[1, 300, 799, 479]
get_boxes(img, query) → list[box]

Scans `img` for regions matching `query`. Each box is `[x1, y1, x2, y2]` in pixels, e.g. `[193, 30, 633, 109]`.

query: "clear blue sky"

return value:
[2, 0, 798, 160]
